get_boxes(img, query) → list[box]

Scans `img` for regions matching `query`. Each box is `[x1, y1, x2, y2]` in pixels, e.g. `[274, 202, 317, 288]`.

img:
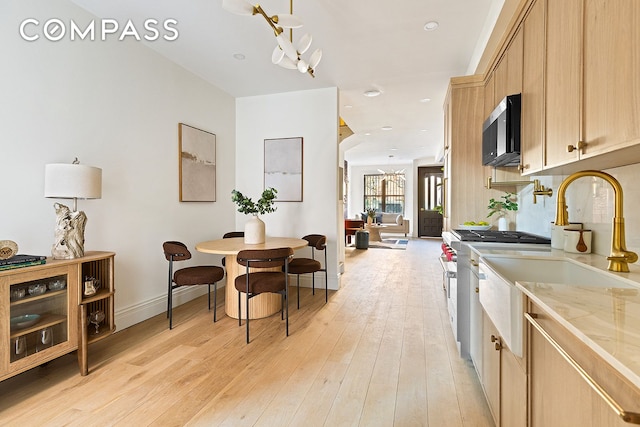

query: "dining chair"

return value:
[163, 241, 225, 329]
[235, 247, 293, 343]
[287, 234, 328, 309]
[221, 231, 244, 269]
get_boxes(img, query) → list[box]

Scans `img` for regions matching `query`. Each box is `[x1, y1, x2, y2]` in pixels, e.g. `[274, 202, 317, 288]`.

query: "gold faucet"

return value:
[555, 170, 638, 272]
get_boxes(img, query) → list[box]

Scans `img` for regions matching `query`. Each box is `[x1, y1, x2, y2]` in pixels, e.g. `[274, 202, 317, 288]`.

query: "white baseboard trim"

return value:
[115, 285, 211, 331]
[115, 274, 340, 331]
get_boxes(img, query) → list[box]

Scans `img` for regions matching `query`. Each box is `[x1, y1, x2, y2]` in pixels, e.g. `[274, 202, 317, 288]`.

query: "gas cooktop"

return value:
[452, 229, 551, 244]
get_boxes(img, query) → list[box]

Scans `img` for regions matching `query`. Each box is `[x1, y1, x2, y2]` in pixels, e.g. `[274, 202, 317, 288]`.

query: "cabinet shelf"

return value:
[10, 289, 66, 306]
[10, 314, 66, 339]
[81, 289, 114, 304]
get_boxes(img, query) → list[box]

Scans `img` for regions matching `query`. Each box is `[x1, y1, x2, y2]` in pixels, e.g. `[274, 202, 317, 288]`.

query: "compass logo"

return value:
[19, 18, 179, 42]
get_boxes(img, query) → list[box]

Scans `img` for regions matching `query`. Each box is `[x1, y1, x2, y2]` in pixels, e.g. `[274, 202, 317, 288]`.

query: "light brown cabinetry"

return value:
[1, 252, 115, 381]
[582, 0, 640, 159]
[520, 0, 545, 174]
[520, 0, 640, 174]
[443, 76, 493, 230]
[544, 0, 583, 169]
[480, 310, 526, 427]
[527, 301, 640, 427]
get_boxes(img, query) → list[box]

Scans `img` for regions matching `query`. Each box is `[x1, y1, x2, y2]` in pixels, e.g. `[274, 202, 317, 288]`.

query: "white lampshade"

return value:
[296, 33, 312, 54]
[222, 0, 255, 16]
[274, 14, 303, 29]
[309, 48, 322, 69]
[44, 163, 102, 201]
[275, 33, 299, 62]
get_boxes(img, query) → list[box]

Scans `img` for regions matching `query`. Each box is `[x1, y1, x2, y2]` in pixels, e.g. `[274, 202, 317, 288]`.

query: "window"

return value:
[364, 174, 405, 214]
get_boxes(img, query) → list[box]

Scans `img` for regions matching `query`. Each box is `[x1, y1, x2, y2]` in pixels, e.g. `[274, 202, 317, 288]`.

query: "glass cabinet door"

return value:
[9, 274, 68, 363]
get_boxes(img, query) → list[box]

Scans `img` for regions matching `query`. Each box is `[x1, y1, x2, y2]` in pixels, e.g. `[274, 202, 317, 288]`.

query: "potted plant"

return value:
[487, 192, 518, 230]
[365, 207, 377, 225]
[231, 188, 277, 244]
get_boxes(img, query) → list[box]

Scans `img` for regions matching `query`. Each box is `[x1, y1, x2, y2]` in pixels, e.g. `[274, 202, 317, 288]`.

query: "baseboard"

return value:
[115, 285, 210, 331]
[115, 274, 341, 331]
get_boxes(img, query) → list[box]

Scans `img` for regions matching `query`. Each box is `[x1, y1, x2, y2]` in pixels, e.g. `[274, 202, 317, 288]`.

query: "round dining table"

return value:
[196, 237, 308, 319]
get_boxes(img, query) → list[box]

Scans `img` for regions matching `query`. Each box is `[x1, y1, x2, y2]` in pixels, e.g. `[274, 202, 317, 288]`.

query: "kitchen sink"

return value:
[478, 255, 636, 357]
[482, 256, 637, 289]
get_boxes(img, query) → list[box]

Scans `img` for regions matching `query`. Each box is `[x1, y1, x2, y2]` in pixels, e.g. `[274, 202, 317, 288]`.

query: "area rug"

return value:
[369, 239, 409, 250]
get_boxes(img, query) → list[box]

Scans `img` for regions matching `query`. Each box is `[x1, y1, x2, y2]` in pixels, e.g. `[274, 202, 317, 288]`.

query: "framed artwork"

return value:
[178, 123, 216, 202]
[264, 137, 303, 202]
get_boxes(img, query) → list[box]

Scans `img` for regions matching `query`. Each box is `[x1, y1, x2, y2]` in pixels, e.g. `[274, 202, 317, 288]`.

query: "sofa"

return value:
[360, 212, 410, 236]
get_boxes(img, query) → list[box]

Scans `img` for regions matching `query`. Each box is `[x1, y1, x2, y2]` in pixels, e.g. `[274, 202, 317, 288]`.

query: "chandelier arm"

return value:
[254, 5, 283, 35]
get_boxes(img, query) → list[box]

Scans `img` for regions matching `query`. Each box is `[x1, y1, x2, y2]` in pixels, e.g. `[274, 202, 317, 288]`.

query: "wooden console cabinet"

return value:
[1, 251, 115, 381]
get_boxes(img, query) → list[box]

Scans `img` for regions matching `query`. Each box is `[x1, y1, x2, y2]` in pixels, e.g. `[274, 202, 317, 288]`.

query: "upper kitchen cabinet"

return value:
[443, 76, 490, 230]
[544, 0, 583, 169]
[520, 0, 545, 174]
[582, 0, 640, 158]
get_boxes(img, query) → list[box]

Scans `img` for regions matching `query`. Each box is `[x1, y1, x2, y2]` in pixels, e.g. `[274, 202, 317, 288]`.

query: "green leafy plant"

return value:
[487, 193, 518, 218]
[231, 188, 277, 215]
[365, 207, 377, 219]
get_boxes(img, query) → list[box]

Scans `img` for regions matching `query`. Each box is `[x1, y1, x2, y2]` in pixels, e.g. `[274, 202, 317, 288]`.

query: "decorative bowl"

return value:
[48, 280, 66, 291]
[28, 283, 47, 296]
[10, 314, 41, 329]
[10, 287, 26, 301]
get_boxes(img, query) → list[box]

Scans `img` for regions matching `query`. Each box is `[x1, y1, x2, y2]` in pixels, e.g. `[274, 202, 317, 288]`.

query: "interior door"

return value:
[418, 166, 443, 237]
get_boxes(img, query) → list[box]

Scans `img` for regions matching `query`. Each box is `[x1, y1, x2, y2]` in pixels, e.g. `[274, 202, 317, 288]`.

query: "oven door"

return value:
[439, 254, 457, 296]
[439, 252, 458, 338]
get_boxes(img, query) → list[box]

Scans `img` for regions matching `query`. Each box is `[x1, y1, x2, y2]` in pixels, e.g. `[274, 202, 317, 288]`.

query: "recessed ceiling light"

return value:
[420, 98, 431, 103]
[364, 132, 371, 136]
[381, 126, 393, 131]
[390, 148, 398, 151]
[344, 104, 353, 108]
[363, 89, 381, 97]
[424, 21, 439, 31]
[421, 129, 428, 132]
[233, 53, 246, 60]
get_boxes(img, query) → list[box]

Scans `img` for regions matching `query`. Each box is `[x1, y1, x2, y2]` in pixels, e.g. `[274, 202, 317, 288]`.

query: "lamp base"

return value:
[51, 203, 87, 259]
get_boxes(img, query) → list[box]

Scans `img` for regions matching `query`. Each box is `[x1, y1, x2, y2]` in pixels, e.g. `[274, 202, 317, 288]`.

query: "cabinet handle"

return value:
[470, 259, 479, 267]
[518, 164, 529, 172]
[490, 334, 502, 350]
[525, 313, 640, 425]
[567, 141, 587, 153]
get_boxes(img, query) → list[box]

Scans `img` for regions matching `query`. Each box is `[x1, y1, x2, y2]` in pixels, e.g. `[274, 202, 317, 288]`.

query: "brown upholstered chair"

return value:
[235, 247, 293, 343]
[287, 234, 328, 309]
[221, 231, 244, 269]
[345, 219, 364, 245]
[163, 241, 224, 329]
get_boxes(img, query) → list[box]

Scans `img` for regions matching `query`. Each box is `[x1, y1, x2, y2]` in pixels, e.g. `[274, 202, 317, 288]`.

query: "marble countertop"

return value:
[469, 244, 640, 390]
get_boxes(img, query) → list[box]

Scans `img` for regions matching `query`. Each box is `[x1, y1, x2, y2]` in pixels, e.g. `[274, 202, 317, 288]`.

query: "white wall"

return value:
[235, 88, 341, 290]
[1, 0, 236, 329]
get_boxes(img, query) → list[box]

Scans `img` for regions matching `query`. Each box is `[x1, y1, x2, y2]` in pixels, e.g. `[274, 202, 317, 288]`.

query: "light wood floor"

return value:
[0, 238, 493, 426]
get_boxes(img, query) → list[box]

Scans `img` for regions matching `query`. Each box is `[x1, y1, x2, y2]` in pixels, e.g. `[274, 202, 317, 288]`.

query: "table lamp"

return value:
[44, 158, 102, 259]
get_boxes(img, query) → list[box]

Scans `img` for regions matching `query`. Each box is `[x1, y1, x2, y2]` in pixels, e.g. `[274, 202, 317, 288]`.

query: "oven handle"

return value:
[439, 255, 457, 278]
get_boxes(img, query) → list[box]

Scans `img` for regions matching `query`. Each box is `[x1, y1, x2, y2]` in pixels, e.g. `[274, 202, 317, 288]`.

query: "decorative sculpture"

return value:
[51, 202, 87, 259]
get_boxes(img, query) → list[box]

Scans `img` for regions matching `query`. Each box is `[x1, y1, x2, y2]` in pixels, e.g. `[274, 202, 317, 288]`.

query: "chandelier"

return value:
[222, 0, 322, 77]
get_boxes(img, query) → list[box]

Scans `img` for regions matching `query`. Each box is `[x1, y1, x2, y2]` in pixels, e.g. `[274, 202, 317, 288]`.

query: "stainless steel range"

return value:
[441, 230, 550, 360]
[452, 229, 551, 244]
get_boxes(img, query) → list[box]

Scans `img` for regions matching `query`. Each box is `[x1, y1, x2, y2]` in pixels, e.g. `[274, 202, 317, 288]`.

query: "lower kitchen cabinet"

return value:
[527, 301, 640, 427]
[480, 310, 526, 427]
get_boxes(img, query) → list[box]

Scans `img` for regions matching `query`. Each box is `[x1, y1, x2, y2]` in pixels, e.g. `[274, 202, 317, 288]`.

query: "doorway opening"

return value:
[418, 166, 443, 237]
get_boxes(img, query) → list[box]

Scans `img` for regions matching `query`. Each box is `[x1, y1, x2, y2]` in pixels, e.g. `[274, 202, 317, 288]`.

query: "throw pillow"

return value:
[396, 214, 403, 225]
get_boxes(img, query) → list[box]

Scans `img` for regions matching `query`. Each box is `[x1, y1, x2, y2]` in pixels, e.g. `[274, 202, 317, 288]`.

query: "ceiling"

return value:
[69, 0, 506, 167]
